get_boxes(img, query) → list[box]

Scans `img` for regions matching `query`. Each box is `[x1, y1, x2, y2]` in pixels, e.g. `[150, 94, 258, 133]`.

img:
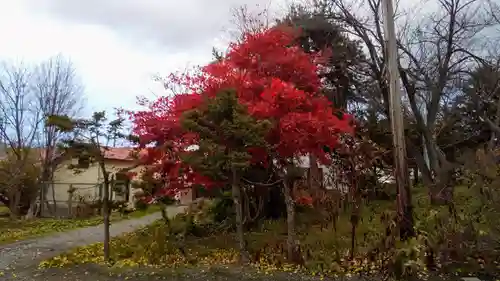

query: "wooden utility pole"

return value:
[381, 0, 414, 239]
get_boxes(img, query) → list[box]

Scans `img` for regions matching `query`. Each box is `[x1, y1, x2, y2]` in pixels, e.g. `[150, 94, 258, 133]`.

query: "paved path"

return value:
[0, 205, 186, 273]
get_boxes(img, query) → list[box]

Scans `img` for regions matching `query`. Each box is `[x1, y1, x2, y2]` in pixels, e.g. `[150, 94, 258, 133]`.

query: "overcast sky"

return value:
[0, 0, 292, 115]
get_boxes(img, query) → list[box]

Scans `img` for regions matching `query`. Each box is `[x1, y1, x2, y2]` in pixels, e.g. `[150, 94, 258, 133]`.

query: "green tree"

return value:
[180, 89, 271, 263]
[279, 5, 366, 110]
[47, 111, 127, 261]
[0, 149, 41, 218]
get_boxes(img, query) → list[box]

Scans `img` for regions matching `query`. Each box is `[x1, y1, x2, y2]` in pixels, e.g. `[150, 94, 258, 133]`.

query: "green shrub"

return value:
[135, 200, 149, 211]
[158, 196, 177, 206]
[209, 190, 234, 224]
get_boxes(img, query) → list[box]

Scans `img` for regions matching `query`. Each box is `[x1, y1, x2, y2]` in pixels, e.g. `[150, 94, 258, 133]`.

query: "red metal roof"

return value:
[103, 147, 136, 161]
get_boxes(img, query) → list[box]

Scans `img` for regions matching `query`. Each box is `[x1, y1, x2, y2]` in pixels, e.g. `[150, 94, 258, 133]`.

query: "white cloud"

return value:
[0, 0, 294, 116]
[26, 0, 293, 50]
[0, 1, 227, 115]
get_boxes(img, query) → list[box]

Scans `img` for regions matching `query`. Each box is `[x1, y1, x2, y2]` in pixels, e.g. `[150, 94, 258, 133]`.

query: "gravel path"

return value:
[0, 205, 186, 275]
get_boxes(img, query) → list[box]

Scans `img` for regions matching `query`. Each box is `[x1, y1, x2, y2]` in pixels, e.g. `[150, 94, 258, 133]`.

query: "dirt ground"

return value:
[2, 264, 368, 281]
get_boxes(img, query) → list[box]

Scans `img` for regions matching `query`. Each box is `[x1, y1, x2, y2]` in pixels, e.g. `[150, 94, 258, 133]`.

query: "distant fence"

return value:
[37, 182, 99, 218]
[38, 181, 131, 218]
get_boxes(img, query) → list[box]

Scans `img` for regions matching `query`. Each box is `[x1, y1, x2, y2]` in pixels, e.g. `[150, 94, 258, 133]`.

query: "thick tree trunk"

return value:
[398, 193, 414, 241]
[25, 182, 41, 220]
[231, 166, 249, 263]
[425, 143, 455, 205]
[407, 141, 433, 185]
[102, 174, 111, 261]
[25, 197, 38, 219]
[39, 168, 51, 217]
[9, 190, 22, 219]
[283, 178, 297, 262]
[407, 139, 453, 204]
[403, 73, 456, 206]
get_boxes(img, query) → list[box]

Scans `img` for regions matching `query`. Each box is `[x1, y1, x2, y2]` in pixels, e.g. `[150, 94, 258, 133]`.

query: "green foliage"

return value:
[180, 89, 271, 179]
[209, 190, 235, 224]
[0, 149, 41, 185]
[87, 199, 131, 214]
[134, 199, 149, 211]
[157, 196, 177, 206]
[0, 205, 9, 216]
[48, 111, 128, 166]
[280, 5, 365, 110]
[0, 149, 42, 215]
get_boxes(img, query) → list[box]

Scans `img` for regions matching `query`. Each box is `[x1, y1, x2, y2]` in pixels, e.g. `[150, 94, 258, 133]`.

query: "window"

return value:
[77, 156, 90, 168]
[114, 172, 131, 200]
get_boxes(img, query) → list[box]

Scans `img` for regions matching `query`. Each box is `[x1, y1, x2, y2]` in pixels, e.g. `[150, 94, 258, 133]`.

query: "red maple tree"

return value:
[129, 26, 353, 199]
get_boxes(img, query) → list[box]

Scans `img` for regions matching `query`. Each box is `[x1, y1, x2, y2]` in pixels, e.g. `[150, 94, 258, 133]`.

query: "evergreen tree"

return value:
[180, 89, 271, 263]
[47, 111, 128, 261]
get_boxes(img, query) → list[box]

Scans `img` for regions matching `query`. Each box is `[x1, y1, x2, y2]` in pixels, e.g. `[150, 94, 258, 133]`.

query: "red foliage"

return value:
[295, 195, 314, 207]
[129, 27, 353, 199]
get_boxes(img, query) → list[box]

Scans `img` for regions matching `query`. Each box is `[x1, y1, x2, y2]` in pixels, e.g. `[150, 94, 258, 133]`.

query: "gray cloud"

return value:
[27, 0, 291, 52]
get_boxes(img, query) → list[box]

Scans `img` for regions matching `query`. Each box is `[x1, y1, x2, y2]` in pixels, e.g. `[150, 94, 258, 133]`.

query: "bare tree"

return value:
[30, 55, 85, 217]
[475, 4, 500, 141]
[314, 0, 499, 202]
[0, 55, 85, 218]
[230, 4, 273, 39]
[218, 3, 276, 52]
[0, 61, 42, 217]
[398, 0, 494, 196]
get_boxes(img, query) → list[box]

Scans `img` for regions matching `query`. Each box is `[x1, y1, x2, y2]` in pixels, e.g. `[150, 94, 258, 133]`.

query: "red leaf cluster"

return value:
[295, 195, 314, 207]
[129, 27, 353, 199]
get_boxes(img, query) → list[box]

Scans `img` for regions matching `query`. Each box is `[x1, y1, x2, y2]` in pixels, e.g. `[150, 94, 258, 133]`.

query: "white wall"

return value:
[296, 155, 349, 193]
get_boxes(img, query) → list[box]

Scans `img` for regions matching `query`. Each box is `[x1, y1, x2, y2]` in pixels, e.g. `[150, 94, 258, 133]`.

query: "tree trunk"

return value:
[283, 178, 297, 262]
[25, 193, 39, 219]
[102, 175, 111, 261]
[67, 185, 75, 218]
[395, 159, 415, 240]
[39, 169, 50, 217]
[26, 181, 43, 219]
[413, 166, 419, 186]
[398, 194, 415, 240]
[48, 182, 57, 216]
[407, 142, 432, 184]
[426, 146, 454, 205]
[308, 154, 321, 189]
[350, 214, 357, 259]
[160, 203, 171, 227]
[231, 166, 249, 263]
[9, 191, 20, 219]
